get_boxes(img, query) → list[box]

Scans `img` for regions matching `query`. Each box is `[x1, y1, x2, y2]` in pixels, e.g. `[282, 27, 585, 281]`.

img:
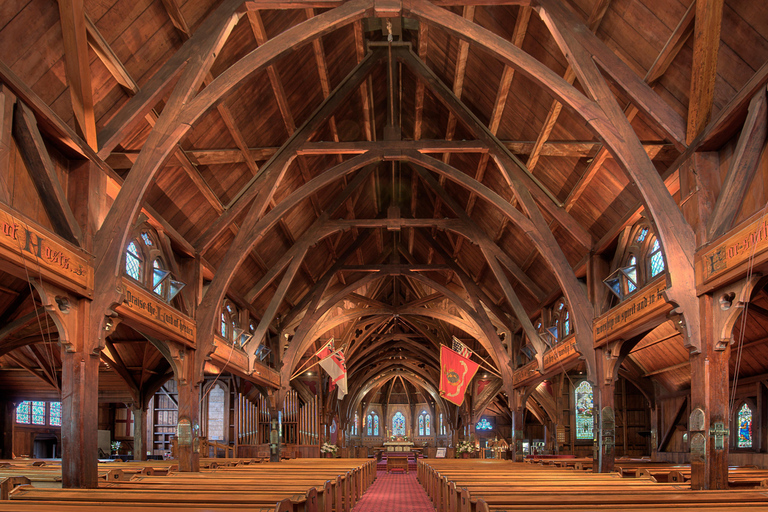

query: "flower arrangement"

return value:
[111, 441, 122, 454]
[455, 440, 478, 455]
[320, 442, 338, 455]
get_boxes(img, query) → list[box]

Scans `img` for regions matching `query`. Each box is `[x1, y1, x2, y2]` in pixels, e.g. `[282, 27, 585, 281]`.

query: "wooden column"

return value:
[0, 400, 14, 460]
[595, 348, 616, 473]
[175, 347, 200, 472]
[60, 299, 99, 488]
[133, 406, 148, 461]
[510, 390, 524, 462]
[689, 293, 730, 490]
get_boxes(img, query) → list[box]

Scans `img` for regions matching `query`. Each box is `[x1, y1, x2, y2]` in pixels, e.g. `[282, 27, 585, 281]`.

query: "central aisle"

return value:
[352, 470, 436, 512]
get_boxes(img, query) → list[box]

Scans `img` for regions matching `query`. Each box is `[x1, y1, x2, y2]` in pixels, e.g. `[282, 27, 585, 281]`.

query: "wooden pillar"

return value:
[133, 406, 148, 461]
[689, 293, 730, 490]
[595, 348, 616, 473]
[510, 390, 524, 461]
[175, 346, 200, 472]
[0, 400, 14, 459]
[60, 303, 99, 488]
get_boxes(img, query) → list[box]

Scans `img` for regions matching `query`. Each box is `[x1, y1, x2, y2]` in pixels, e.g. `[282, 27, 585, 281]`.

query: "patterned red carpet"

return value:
[352, 470, 436, 512]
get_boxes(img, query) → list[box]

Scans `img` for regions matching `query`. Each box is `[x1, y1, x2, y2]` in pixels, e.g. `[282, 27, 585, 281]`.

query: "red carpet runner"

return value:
[352, 470, 436, 512]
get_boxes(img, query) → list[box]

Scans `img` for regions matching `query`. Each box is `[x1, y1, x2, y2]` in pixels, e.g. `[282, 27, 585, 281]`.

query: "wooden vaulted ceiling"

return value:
[1, 0, 768, 407]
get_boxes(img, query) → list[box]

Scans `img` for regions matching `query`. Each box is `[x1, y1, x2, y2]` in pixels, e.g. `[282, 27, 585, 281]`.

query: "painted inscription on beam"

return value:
[698, 214, 768, 288]
[593, 276, 668, 347]
[512, 336, 578, 386]
[0, 205, 92, 293]
[118, 277, 195, 345]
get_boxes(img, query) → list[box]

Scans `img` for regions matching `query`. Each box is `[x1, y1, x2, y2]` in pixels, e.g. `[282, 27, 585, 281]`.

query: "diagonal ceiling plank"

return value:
[13, 101, 83, 245]
[564, 1, 696, 211]
[57, 0, 97, 149]
[687, 0, 724, 144]
[454, 5, 531, 258]
[526, 0, 612, 173]
[0, 85, 16, 204]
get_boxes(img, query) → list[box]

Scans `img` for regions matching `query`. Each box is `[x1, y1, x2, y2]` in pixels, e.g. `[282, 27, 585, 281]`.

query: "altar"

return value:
[383, 441, 414, 452]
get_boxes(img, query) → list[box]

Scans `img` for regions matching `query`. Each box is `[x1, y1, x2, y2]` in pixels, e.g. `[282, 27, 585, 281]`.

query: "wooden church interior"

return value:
[1, 0, 768, 509]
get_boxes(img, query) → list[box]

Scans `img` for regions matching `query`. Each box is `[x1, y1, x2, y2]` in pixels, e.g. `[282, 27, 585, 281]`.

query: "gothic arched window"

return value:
[737, 403, 753, 448]
[648, 238, 665, 278]
[626, 255, 638, 293]
[440, 413, 446, 436]
[354, 413, 359, 436]
[125, 241, 143, 281]
[574, 381, 594, 440]
[373, 413, 379, 436]
[220, 301, 239, 343]
[366, 414, 372, 436]
[393, 412, 405, 436]
[207, 383, 226, 441]
[418, 411, 430, 436]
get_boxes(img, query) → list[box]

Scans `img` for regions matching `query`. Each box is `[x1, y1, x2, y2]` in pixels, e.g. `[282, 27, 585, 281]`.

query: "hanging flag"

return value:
[316, 338, 334, 359]
[319, 348, 347, 400]
[452, 336, 471, 359]
[440, 345, 479, 406]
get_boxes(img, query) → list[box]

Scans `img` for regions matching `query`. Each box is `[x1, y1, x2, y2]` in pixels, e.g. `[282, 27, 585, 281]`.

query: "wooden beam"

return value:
[96, 0, 243, 157]
[707, 88, 767, 240]
[83, 13, 139, 94]
[687, 0, 724, 144]
[13, 102, 83, 245]
[57, 0, 97, 149]
[0, 86, 15, 204]
[193, 51, 384, 253]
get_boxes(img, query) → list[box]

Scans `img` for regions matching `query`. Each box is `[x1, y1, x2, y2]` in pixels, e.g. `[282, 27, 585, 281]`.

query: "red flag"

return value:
[440, 345, 479, 406]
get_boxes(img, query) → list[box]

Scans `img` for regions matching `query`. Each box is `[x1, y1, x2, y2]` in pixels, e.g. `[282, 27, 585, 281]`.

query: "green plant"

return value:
[320, 442, 338, 454]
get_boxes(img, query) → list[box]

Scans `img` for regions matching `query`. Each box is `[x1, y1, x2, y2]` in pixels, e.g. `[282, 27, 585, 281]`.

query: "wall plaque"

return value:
[698, 215, 768, 286]
[177, 418, 192, 446]
[118, 277, 196, 345]
[690, 408, 705, 432]
[691, 432, 706, 463]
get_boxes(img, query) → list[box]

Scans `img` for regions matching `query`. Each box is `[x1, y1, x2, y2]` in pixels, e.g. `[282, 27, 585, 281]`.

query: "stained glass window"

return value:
[440, 413, 446, 435]
[125, 241, 142, 280]
[425, 414, 430, 435]
[354, 413, 359, 436]
[49, 402, 61, 426]
[220, 312, 227, 338]
[738, 403, 753, 448]
[575, 381, 594, 440]
[626, 256, 637, 293]
[140, 232, 153, 246]
[393, 412, 405, 436]
[419, 414, 424, 435]
[476, 418, 492, 430]
[32, 401, 46, 425]
[636, 228, 648, 243]
[16, 401, 30, 424]
[650, 239, 665, 277]
[367, 414, 372, 436]
[563, 311, 571, 337]
[373, 414, 379, 436]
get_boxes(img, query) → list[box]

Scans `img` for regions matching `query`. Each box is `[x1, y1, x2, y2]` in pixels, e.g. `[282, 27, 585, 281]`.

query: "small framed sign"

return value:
[436, 447, 447, 458]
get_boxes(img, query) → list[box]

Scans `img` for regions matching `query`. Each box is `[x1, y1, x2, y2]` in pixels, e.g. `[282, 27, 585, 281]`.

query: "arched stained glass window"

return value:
[220, 312, 228, 338]
[419, 414, 424, 435]
[574, 381, 594, 440]
[476, 418, 492, 430]
[354, 413, 359, 436]
[563, 311, 571, 337]
[366, 414, 372, 436]
[393, 412, 405, 436]
[738, 403, 753, 448]
[125, 241, 142, 280]
[440, 413, 446, 436]
[649, 239, 665, 277]
[425, 414, 430, 435]
[626, 255, 638, 293]
[636, 227, 648, 242]
[373, 413, 379, 436]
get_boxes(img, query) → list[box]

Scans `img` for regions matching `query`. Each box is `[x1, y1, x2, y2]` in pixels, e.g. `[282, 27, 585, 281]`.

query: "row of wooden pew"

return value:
[418, 459, 768, 511]
[526, 456, 768, 487]
[0, 457, 376, 511]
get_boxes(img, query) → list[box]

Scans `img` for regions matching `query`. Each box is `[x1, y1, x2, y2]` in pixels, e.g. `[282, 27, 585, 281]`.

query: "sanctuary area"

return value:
[1, 0, 768, 509]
